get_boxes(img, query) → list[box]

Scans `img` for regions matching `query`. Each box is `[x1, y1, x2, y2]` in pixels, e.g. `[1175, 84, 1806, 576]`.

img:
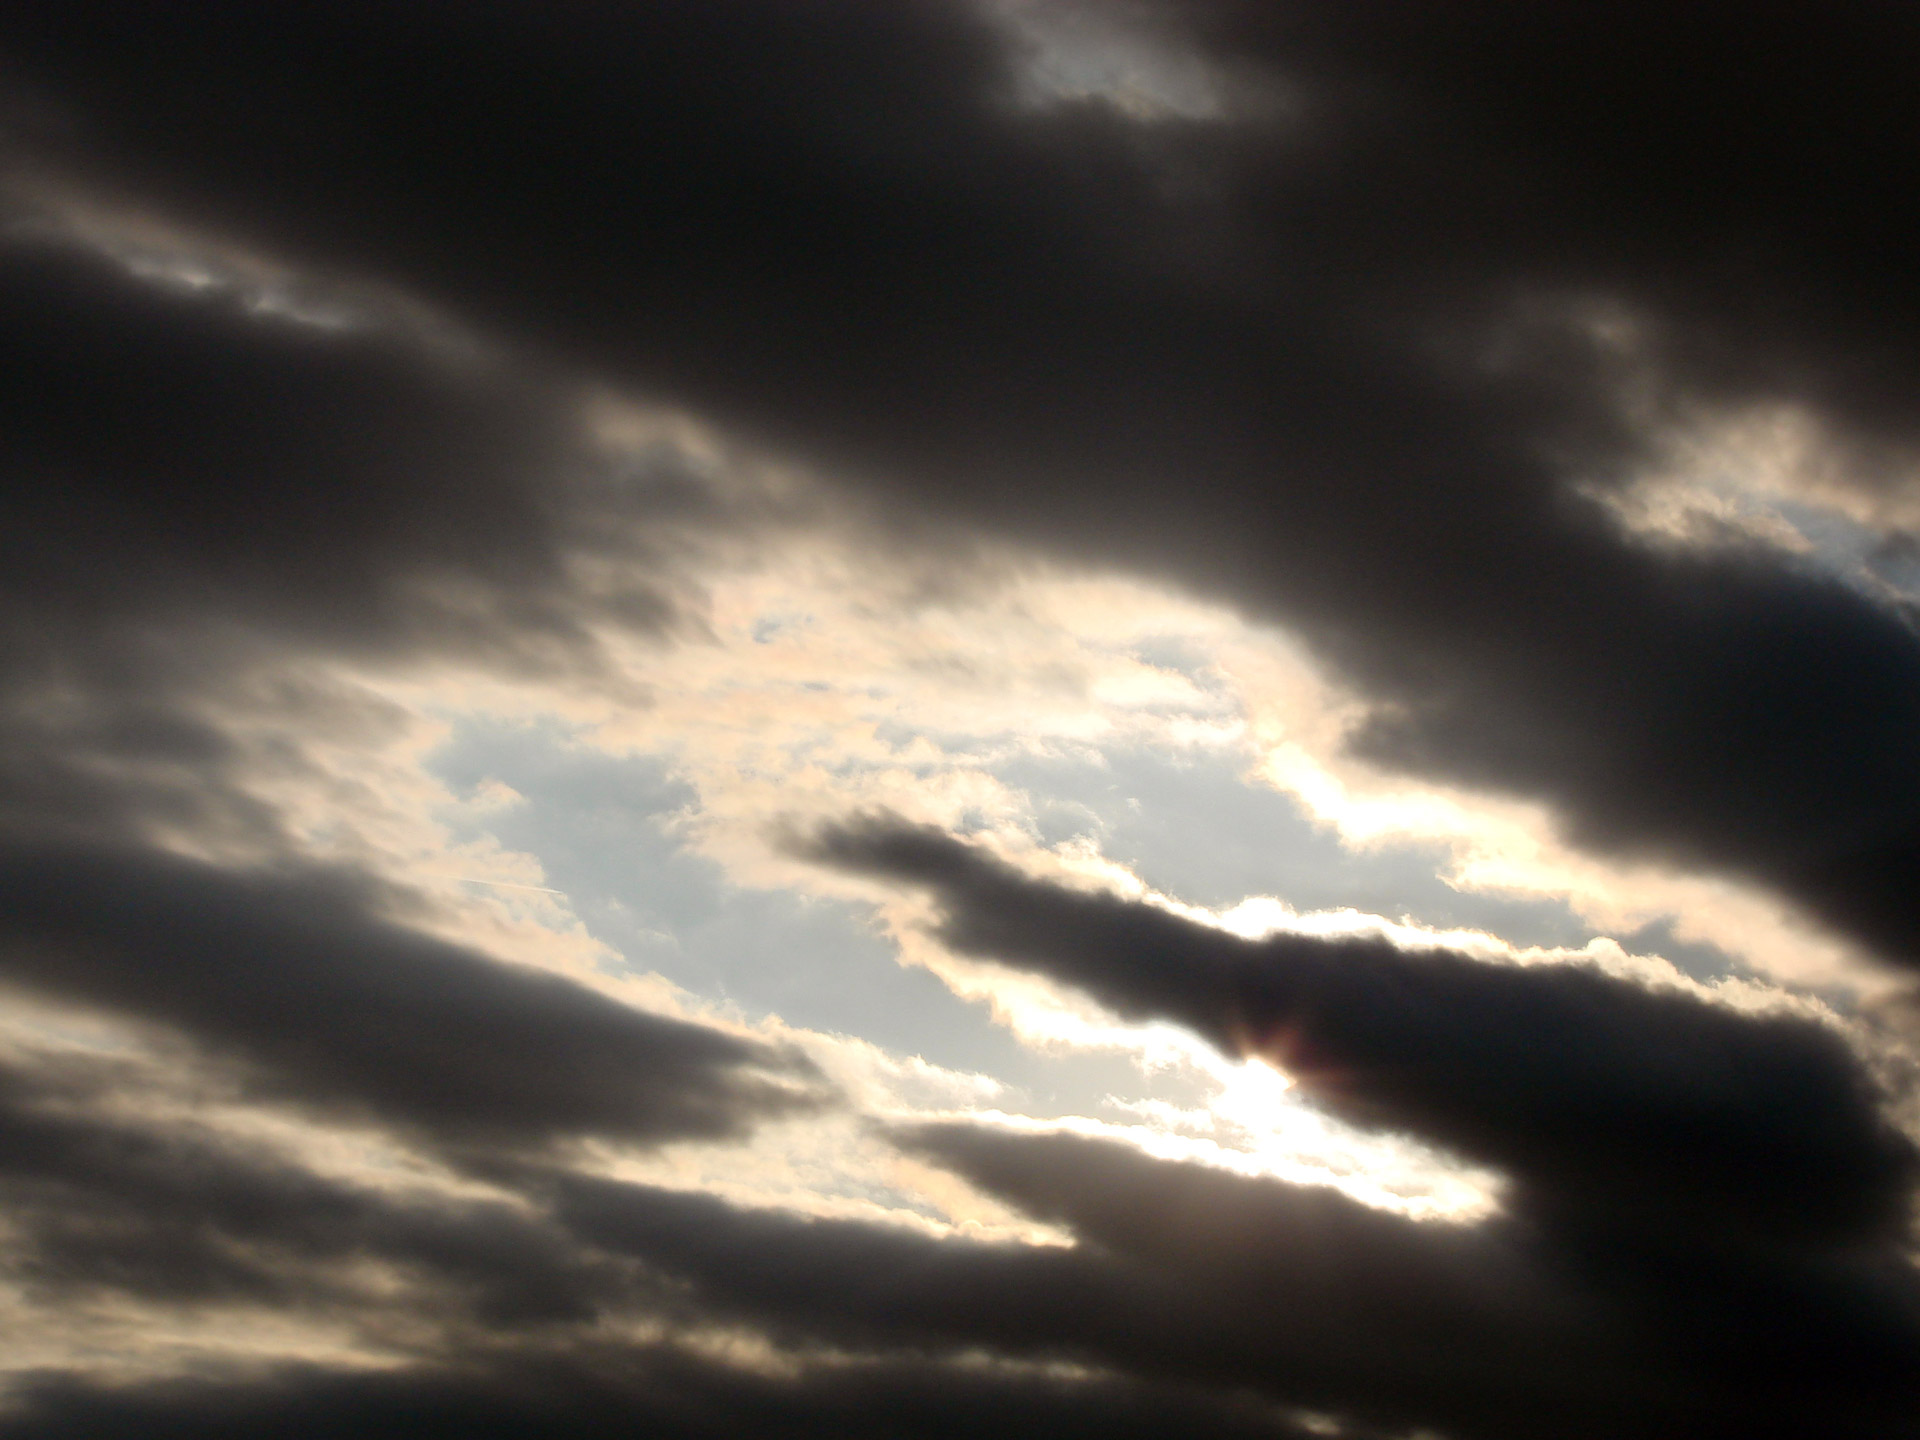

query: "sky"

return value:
[0, 4, 1919, 1436]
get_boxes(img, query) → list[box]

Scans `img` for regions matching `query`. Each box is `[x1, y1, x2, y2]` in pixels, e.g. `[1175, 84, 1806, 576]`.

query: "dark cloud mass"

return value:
[546, 1145, 1608, 1437]
[803, 815, 1917, 1243]
[2, 1352, 1323, 1440]
[901, 1125, 1920, 1439]
[0, 844, 819, 1153]
[1, 1, 1917, 959]
[0, 1055, 1315, 1437]
[0, 238, 815, 1157]
[0, 238, 695, 693]
[799, 824, 1920, 1433]
[2, 4, 1920, 1438]
[0, 1050, 612, 1323]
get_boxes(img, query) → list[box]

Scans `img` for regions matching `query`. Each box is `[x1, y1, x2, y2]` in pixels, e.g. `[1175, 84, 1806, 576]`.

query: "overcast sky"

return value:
[2, 4, 1919, 1436]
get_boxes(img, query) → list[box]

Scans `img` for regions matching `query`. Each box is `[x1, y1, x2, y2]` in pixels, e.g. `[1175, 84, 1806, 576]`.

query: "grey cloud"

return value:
[0, 964, 1910, 1440]
[4, 1059, 1912, 1440]
[549, 1124, 1920, 1439]
[0, 168, 850, 1431]
[0, 240, 697, 695]
[0, 1052, 612, 1324]
[2, 6, 1920, 1435]
[0, 843, 821, 1155]
[901, 1123, 1920, 1440]
[0, 1347, 1327, 1440]
[549, 1151, 1584, 1436]
[1, 2, 1917, 960]
[0, 215, 821, 1162]
[0, 1058, 1332, 1440]
[800, 815, 1917, 1244]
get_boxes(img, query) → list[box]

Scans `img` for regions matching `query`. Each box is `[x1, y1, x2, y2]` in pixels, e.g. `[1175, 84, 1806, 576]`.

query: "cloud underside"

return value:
[801, 816, 1917, 1244]
[1, 1071, 1915, 1439]
[4, 0, 1918, 962]
[1, 4, 1919, 1438]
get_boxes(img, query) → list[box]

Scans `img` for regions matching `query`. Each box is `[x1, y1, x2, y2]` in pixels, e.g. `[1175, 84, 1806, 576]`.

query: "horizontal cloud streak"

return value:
[801, 815, 1916, 1242]
[0, 1050, 612, 1323]
[0, 845, 820, 1153]
[2, 1349, 1325, 1440]
[549, 1122, 1920, 1439]
[0, 240, 693, 688]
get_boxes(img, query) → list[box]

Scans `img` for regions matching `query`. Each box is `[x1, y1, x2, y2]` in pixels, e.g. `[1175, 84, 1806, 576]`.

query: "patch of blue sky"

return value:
[989, 741, 1603, 949]
[425, 718, 1206, 1117]
[1771, 495, 1920, 607]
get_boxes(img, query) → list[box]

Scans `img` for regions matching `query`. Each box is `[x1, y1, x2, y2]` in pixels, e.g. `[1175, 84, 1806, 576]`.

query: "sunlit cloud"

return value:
[5, 8, 1919, 1433]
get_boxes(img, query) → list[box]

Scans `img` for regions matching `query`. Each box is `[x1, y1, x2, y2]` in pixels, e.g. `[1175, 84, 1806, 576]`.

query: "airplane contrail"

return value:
[439, 875, 566, 895]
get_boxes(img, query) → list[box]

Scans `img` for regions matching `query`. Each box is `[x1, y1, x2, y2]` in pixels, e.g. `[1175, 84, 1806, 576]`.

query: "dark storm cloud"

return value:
[802, 815, 1917, 1243]
[904, 1124, 1920, 1440]
[0, 1059, 1322, 1440]
[0, 1055, 1328, 1439]
[548, 1125, 1920, 1440]
[1, 1, 1917, 960]
[0, 204, 817, 1165]
[0, 98, 861, 1434]
[0, 237, 697, 695]
[1, 6, 1919, 1438]
[0, 1050, 613, 1323]
[545, 1147, 1594, 1438]
[0, 1348, 1325, 1440]
[0, 843, 819, 1154]
[4, 1058, 1914, 1440]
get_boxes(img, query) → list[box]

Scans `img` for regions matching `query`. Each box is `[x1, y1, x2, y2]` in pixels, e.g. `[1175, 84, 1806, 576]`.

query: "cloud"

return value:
[0, 211, 822, 1164]
[0, 239, 693, 691]
[901, 1124, 1920, 1439]
[0, 1047, 1311, 1437]
[5, 0, 1918, 964]
[1, 1348, 1328, 1440]
[0, 844, 821, 1155]
[11, 2, 1920, 971]
[1, 1033, 1912, 1440]
[547, 1145, 1563, 1436]
[0, 1048, 1349, 1436]
[548, 1123, 1920, 1439]
[0, 1048, 611, 1325]
[1, 6, 1919, 1436]
[800, 815, 1917, 1243]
